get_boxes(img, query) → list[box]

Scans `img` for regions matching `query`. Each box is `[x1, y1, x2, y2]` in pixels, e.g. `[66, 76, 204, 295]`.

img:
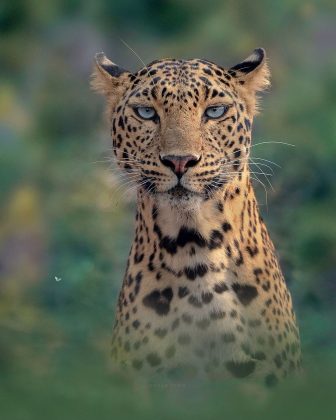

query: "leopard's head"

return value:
[92, 48, 269, 207]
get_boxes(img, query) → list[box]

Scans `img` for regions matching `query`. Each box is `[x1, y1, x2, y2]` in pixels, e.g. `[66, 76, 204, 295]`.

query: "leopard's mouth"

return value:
[140, 175, 203, 200]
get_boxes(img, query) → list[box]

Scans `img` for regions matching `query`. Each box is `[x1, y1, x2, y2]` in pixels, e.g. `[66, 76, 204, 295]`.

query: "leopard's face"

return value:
[93, 50, 269, 206]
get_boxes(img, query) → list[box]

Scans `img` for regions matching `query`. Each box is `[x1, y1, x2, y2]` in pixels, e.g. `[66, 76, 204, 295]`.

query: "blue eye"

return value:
[135, 106, 157, 120]
[204, 105, 229, 119]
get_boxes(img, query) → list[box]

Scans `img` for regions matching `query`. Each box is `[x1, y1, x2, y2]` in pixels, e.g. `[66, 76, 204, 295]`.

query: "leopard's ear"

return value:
[91, 53, 131, 113]
[229, 48, 270, 115]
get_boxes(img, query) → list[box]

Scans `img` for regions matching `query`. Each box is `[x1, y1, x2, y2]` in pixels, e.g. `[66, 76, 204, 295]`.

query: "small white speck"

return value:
[54, 276, 62, 282]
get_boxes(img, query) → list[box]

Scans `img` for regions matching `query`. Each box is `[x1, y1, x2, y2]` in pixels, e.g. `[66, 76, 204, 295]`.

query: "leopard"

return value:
[91, 48, 301, 386]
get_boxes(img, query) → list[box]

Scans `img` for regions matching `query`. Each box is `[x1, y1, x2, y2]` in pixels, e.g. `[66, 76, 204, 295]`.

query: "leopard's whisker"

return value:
[250, 176, 269, 208]
[250, 140, 295, 149]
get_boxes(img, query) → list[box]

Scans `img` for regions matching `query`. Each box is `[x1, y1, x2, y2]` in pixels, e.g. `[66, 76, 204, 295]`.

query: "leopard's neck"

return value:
[130, 172, 276, 284]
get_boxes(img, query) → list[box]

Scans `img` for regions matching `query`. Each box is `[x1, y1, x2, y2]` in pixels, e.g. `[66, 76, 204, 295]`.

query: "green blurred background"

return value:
[1, 1, 336, 419]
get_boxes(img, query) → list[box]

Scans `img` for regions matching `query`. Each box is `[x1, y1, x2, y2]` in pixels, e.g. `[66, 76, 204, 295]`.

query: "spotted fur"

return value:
[92, 48, 301, 385]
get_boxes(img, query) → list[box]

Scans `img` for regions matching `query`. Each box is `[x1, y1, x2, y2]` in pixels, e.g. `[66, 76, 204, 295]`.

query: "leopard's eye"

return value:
[204, 105, 229, 119]
[134, 106, 157, 120]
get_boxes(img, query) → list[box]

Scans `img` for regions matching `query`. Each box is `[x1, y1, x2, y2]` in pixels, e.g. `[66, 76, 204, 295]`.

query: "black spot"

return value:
[232, 283, 258, 306]
[230, 309, 238, 318]
[210, 310, 226, 320]
[246, 245, 259, 257]
[118, 116, 125, 129]
[222, 222, 232, 232]
[211, 88, 218, 98]
[203, 67, 213, 76]
[127, 274, 134, 286]
[134, 252, 144, 264]
[139, 68, 147, 76]
[159, 227, 207, 255]
[151, 76, 161, 84]
[226, 360, 256, 378]
[233, 148, 241, 159]
[154, 328, 167, 338]
[150, 87, 157, 99]
[142, 287, 173, 315]
[184, 264, 208, 280]
[147, 262, 154, 271]
[153, 223, 162, 239]
[188, 295, 202, 308]
[234, 251, 244, 266]
[208, 230, 223, 250]
[162, 287, 173, 301]
[178, 286, 190, 298]
[146, 352, 161, 367]
[135, 271, 143, 283]
[214, 282, 228, 294]
[132, 320, 140, 329]
[244, 117, 251, 130]
[199, 76, 212, 86]
[152, 205, 158, 220]
[177, 227, 207, 248]
[134, 272, 142, 295]
[201, 292, 213, 304]
[160, 236, 177, 254]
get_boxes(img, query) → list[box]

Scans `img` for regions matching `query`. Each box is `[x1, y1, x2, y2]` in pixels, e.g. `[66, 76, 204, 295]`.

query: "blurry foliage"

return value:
[0, 0, 336, 418]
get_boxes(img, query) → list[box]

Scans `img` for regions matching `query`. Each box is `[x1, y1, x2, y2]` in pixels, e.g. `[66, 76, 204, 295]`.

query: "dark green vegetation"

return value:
[0, 1, 335, 419]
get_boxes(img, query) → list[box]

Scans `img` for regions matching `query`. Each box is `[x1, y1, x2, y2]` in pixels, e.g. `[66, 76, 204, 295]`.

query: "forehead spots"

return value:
[131, 59, 234, 104]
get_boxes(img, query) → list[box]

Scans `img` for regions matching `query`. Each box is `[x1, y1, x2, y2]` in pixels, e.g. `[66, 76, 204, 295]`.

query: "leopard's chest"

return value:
[111, 268, 274, 377]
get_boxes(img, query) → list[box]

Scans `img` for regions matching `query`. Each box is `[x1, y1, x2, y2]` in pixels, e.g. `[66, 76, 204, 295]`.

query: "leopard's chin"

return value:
[155, 185, 204, 210]
[167, 184, 194, 197]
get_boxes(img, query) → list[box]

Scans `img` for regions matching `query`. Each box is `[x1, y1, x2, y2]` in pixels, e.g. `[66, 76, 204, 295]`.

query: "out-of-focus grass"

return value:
[1, 352, 336, 420]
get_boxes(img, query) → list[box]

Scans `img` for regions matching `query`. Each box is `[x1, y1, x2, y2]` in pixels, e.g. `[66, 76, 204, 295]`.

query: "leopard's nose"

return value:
[160, 154, 201, 179]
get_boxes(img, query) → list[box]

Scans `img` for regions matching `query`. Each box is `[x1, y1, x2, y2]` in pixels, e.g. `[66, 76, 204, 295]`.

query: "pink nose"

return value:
[160, 154, 200, 179]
